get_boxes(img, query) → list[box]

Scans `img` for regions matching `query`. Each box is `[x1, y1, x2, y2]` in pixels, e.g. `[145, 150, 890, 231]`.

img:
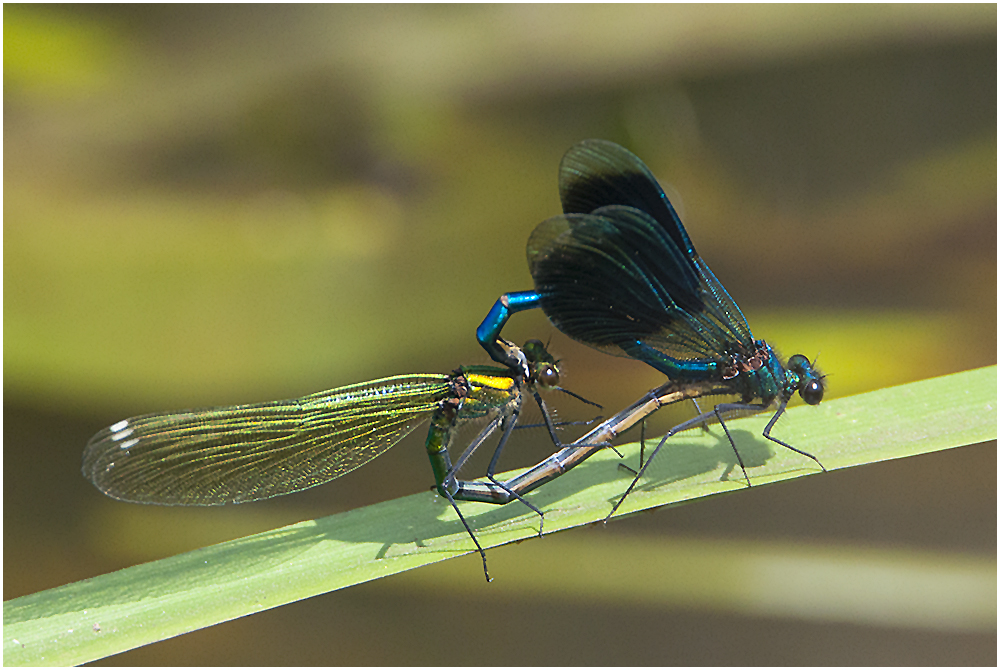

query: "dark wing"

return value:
[559, 139, 696, 257]
[527, 205, 754, 368]
[82, 374, 451, 505]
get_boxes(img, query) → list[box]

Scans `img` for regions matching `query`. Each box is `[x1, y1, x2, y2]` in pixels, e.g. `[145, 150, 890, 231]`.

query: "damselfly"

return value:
[476, 139, 826, 518]
[83, 339, 601, 580]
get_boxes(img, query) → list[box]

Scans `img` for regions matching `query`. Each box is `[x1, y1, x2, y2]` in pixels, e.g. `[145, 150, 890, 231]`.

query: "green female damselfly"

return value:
[83, 339, 602, 581]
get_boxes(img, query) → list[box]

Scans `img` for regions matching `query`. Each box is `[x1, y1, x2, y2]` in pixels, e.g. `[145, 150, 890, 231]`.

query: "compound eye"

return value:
[535, 364, 559, 388]
[800, 379, 824, 405]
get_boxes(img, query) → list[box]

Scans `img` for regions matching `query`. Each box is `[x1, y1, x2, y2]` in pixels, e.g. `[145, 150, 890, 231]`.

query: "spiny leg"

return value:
[712, 404, 752, 487]
[762, 401, 826, 471]
[605, 409, 717, 521]
[441, 488, 491, 582]
[615, 419, 644, 477]
[483, 409, 547, 534]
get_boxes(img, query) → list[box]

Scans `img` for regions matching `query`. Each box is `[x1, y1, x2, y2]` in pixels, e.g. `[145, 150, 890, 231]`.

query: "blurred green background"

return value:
[4, 5, 995, 665]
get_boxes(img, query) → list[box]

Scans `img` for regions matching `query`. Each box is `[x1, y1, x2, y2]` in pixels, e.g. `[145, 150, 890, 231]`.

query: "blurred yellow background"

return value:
[4, 5, 995, 665]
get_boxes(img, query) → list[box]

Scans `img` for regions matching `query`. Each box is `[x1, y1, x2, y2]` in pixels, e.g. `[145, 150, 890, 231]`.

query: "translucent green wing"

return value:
[82, 374, 452, 505]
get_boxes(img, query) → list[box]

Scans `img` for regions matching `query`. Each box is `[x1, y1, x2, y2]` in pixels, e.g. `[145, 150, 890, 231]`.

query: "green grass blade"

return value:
[4, 366, 995, 666]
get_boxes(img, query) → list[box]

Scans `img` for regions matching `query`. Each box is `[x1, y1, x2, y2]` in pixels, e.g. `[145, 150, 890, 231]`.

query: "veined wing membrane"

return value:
[82, 374, 452, 505]
[528, 206, 752, 364]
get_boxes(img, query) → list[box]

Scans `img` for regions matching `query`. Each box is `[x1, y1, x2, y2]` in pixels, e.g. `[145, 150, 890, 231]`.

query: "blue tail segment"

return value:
[476, 290, 541, 369]
[620, 340, 719, 381]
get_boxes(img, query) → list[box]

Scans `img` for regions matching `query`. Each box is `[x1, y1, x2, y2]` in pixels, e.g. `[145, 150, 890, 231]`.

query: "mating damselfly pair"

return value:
[83, 140, 826, 580]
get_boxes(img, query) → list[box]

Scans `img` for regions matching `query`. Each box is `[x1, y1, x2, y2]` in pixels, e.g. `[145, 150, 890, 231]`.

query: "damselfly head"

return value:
[787, 353, 824, 405]
[521, 339, 601, 409]
[522, 338, 561, 389]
